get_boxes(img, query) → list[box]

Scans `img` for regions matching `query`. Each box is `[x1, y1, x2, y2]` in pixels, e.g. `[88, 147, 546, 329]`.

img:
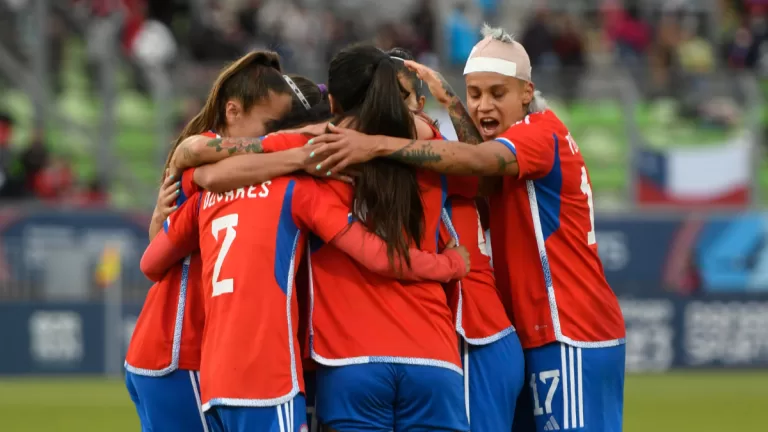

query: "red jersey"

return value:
[262, 133, 466, 373]
[163, 176, 351, 409]
[125, 166, 205, 374]
[491, 110, 625, 349]
[440, 196, 514, 344]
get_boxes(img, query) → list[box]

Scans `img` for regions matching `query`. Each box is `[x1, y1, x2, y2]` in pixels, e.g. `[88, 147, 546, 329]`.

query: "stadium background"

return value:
[0, 0, 766, 430]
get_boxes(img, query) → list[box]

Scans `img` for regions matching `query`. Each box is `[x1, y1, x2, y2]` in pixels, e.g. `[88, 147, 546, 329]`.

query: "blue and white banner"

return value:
[1, 296, 767, 375]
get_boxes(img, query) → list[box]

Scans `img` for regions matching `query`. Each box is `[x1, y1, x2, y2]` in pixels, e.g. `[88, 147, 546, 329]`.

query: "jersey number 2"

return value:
[579, 166, 596, 246]
[211, 214, 238, 297]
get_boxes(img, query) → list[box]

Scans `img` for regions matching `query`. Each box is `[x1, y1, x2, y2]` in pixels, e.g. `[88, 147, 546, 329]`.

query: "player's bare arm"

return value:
[171, 135, 266, 172]
[194, 147, 311, 193]
[308, 125, 519, 177]
[404, 60, 483, 145]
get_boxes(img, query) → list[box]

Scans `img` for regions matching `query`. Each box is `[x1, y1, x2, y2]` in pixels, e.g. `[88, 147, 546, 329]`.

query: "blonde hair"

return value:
[479, 24, 548, 114]
[481, 23, 515, 43]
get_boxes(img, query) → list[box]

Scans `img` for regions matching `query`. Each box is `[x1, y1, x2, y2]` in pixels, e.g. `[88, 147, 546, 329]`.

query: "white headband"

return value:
[283, 75, 311, 110]
[463, 57, 519, 77]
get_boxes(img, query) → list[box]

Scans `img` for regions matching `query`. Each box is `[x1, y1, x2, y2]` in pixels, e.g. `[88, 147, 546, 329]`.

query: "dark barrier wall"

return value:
[1, 296, 767, 375]
[0, 303, 142, 375]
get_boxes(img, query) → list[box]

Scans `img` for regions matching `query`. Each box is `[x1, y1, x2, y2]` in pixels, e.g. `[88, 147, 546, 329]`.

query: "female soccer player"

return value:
[168, 44, 474, 431]
[124, 50, 321, 432]
[307, 26, 627, 432]
[138, 178, 469, 432]
[390, 46, 526, 432]
[295, 44, 471, 432]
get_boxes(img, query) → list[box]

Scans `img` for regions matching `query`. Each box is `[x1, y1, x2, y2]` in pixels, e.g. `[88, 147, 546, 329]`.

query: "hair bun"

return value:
[249, 51, 283, 72]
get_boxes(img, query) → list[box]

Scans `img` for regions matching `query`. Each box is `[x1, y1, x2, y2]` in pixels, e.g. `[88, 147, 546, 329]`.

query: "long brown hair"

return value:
[162, 51, 290, 180]
[328, 44, 422, 271]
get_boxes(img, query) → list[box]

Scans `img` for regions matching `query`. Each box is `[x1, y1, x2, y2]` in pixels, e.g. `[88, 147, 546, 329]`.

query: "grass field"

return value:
[0, 372, 764, 431]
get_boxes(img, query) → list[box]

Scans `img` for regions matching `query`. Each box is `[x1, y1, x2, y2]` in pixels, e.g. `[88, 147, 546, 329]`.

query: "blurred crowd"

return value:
[1, 0, 768, 205]
[0, 113, 107, 204]
[515, 0, 768, 101]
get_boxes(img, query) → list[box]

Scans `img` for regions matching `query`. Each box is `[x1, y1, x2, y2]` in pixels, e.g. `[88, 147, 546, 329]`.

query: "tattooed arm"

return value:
[171, 135, 265, 172]
[403, 60, 483, 145]
[309, 125, 519, 177]
[436, 76, 484, 145]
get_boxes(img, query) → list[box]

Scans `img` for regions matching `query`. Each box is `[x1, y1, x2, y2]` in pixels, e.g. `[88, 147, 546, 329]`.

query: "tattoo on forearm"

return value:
[437, 75, 483, 145]
[447, 98, 483, 145]
[390, 140, 442, 166]
[495, 153, 517, 174]
[180, 145, 196, 167]
[206, 138, 264, 155]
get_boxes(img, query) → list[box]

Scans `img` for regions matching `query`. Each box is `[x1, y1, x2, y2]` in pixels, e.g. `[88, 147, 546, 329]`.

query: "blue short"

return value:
[460, 331, 525, 432]
[205, 395, 307, 432]
[125, 369, 210, 432]
[512, 342, 626, 432]
[316, 363, 469, 431]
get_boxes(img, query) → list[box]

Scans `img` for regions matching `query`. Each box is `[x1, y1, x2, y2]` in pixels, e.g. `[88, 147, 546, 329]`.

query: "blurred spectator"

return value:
[677, 18, 715, 76]
[521, 9, 556, 68]
[73, 177, 108, 207]
[0, 113, 14, 197]
[445, 3, 479, 67]
[553, 14, 586, 102]
[604, 3, 651, 65]
[33, 155, 74, 201]
[19, 129, 49, 194]
[648, 13, 681, 95]
[411, 0, 436, 57]
[475, 0, 499, 26]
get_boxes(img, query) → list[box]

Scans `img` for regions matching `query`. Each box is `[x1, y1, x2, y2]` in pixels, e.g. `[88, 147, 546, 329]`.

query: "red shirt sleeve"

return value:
[164, 192, 201, 249]
[141, 193, 200, 281]
[291, 178, 351, 241]
[179, 167, 200, 198]
[331, 223, 467, 282]
[494, 112, 557, 180]
[262, 133, 311, 153]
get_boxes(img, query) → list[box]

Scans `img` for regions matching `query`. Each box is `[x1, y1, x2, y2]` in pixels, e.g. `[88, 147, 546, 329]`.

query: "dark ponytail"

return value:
[264, 74, 332, 133]
[328, 44, 423, 271]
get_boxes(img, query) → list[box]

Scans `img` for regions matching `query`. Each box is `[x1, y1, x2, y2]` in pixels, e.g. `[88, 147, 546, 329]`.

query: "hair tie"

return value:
[283, 75, 311, 110]
[317, 84, 327, 93]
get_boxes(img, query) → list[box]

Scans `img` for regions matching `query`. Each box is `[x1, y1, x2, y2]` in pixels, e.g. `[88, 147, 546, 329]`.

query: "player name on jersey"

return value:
[201, 182, 272, 210]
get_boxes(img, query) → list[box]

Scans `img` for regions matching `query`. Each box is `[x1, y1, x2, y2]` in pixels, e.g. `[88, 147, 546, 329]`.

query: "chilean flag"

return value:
[634, 134, 753, 207]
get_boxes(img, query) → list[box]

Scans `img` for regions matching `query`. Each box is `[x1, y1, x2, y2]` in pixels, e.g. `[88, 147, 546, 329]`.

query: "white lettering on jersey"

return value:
[203, 181, 272, 210]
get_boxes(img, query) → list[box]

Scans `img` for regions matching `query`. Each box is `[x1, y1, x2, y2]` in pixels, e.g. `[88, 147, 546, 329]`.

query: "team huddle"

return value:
[125, 24, 626, 432]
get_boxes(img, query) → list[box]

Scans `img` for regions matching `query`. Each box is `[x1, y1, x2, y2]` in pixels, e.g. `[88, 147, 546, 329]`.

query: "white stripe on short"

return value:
[560, 344, 585, 430]
[189, 371, 209, 432]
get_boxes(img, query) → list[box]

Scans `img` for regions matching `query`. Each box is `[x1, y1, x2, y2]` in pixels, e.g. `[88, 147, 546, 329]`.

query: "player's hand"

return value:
[155, 170, 180, 219]
[306, 124, 380, 176]
[403, 60, 455, 107]
[444, 239, 470, 274]
[297, 145, 355, 184]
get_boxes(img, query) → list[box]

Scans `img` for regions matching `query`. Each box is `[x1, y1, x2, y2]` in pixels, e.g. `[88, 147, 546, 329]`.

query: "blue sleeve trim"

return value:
[162, 217, 169, 233]
[495, 137, 517, 155]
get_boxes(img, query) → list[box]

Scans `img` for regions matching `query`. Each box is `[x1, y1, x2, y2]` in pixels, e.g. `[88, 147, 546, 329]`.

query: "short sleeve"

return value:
[262, 133, 310, 153]
[164, 192, 201, 248]
[495, 113, 556, 180]
[292, 179, 351, 242]
[179, 168, 200, 201]
[445, 175, 479, 199]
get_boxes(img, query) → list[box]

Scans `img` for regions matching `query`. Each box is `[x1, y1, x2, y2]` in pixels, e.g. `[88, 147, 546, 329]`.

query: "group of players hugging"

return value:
[125, 24, 627, 432]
